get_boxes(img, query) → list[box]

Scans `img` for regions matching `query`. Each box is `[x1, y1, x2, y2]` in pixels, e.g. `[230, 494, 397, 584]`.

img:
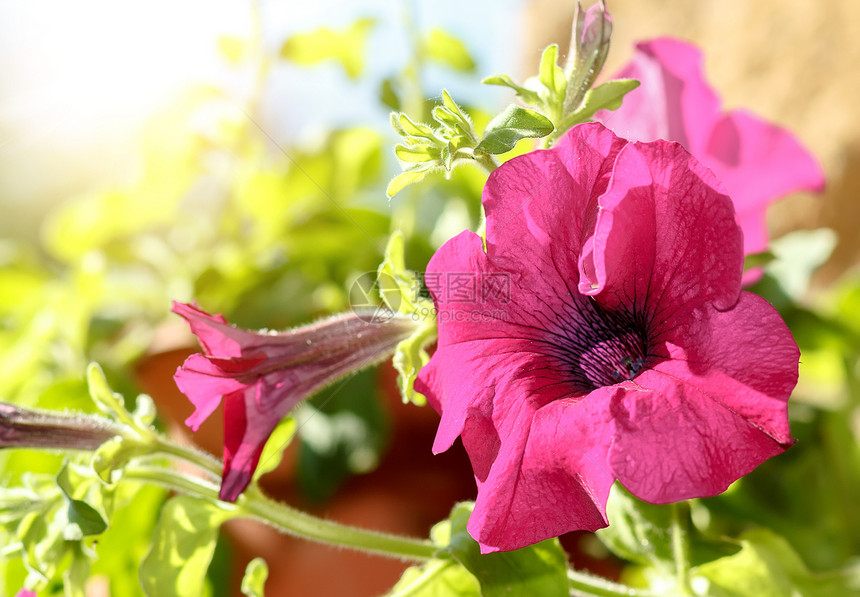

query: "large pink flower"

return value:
[172, 302, 416, 501]
[414, 123, 798, 553]
[598, 38, 824, 259]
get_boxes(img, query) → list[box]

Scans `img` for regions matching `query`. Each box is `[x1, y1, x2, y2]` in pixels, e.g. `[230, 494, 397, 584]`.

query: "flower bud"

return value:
[0, 403, 122, 451]
[172, 302, 421, 501]
[564, 1, 613, 113]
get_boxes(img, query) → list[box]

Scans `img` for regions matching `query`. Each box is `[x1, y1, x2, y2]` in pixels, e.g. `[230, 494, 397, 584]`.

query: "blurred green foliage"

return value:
[0, 3, 858, 597]
[0, 8, 485, 595]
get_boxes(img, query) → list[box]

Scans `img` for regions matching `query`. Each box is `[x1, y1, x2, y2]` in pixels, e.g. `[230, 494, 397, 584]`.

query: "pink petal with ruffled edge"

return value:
[417, 123, 799, 552]
[705, 110, 825, 256]
[599, 38, 824, 262]
[579, 137, 742, 313]
[173, 302, 418, 502]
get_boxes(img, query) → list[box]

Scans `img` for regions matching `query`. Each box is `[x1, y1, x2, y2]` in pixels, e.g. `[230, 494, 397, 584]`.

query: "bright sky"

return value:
[0, 0, 523, 235]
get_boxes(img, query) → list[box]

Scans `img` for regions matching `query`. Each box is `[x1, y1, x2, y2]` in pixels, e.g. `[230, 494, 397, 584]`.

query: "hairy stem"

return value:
[567, 568, 657, 597]
[239, 487, 437, 562]
[124, 441, 437, 562]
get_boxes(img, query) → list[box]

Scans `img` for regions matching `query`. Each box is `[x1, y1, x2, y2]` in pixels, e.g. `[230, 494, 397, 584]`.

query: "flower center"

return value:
[577, 330, 647, 389]
[547, 296, 650, 393]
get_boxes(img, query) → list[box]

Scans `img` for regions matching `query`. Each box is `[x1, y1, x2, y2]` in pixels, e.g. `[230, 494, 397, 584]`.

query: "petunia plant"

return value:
[1, 2, 855, 597]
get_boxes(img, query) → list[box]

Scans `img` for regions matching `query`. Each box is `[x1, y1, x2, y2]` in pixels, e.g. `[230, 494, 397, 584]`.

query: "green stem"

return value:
[150, 435, 222, 478]
[567, 568, 656, 597]
[472, 152, 497, 240]
[401, 0, 425, 119]
[474, 152, 499, 176]
[123, 467, 225, 503]
[122, 447, 437, 563]
[238, 486, 437, 562]
[670, 502, 692, 596]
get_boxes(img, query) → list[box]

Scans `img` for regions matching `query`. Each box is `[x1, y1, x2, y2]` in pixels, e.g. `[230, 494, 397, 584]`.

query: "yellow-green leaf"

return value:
[280, 18, 376, 79]
[422, 29, 476, 73]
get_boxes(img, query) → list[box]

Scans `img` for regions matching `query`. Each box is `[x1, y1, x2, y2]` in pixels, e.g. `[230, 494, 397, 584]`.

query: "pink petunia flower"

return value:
[16, 590, 37, 597]
[598, 37, 824, 261]
[172, 302, 417, 501]
[414, 123, 798, 553]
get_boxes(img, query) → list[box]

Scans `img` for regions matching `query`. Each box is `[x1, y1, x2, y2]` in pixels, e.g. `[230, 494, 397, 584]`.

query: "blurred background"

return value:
[1, 0, 858, 595]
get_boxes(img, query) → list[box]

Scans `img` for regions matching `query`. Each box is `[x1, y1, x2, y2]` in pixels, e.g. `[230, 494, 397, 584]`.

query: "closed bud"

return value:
[0, 403, 122, 451]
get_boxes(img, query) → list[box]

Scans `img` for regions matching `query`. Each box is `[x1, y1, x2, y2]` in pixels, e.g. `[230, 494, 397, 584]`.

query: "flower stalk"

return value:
[123, 438, 436, 561]
[670, 502, 692, 596]
[568, 568, 656, 597]
[238, 487, 437, 562]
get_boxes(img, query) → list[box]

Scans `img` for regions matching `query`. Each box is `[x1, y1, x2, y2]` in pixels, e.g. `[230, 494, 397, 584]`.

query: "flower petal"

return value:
[220, 389, 261, 502]
[580, 140, 742, 315]
[650, 291, 797, 444]
[220, 373, 309, 502]
[600, 38, 824, 260]
[468, 392, 616, 553]
[705, 110, 825, 255]
[172, 301, 257, 358]
[609, 367, 789, 503]
[173, 354, 255, 431]
[600, 38, 720, 152]
[483, 123, 625, 288]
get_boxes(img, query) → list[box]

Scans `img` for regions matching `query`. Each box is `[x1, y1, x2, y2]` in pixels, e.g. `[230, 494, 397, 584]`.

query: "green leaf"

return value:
[422, 29, 476, 73]
[89, 484, 167, 597]
[132, 393, 157, 428]
[252, 416, 296, 482]
[56, 462, 107, 539]
[241, 557, 269, 597]
[767, 228, 837, 301]
[377, 232, 436, 405]
[217, 35, 247, 65]
[86, 363, 128, 422]
[63, 543, 91, 597]
[91, 436, 144, 484]
[569, 78, 640, 122]
[475, 105, 554, 154]
[440, 90, 470, 125]
[387, 170, 430, 199]
[395, 143, 441, 163]
[19, 506, 66, 582]
[387, 559, 481, 597]
[597, 485, 740, 580]
[443, 503, 569, 597]
[596, 483, 674, 569]
[538, 44, 566, 98]
[482, 74, 541, 106]
[694, 528, 860, 597]
[377, 231, 427, 316]
[140, 496, 234, 597]
[391, 324, 434, 406]
[280, 17, 376, 79]
[744, 250, 776, 272]
[432, 106, 460, 132]
[393, 113, 437, 140]
[380, 78, 401, 111]
[64, 500, 107, 540]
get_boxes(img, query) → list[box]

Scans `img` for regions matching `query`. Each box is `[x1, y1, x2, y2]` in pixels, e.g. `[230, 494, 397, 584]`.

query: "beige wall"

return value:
[526, 0, 860, 283]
